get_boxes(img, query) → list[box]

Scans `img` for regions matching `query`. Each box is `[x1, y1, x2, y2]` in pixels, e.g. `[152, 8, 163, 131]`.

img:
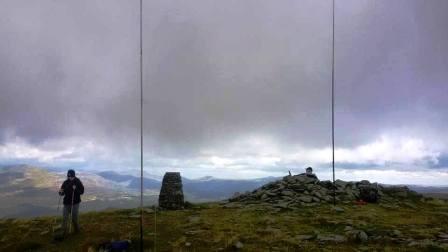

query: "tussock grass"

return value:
[0, 200, 447, 251]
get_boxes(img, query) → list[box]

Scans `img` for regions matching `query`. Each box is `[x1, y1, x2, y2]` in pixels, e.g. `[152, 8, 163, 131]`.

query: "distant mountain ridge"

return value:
[0, 165, 152, 218]
[96, 170, 279, 201]
[1, 164, 448, 217]
[0, 165, 278, 217]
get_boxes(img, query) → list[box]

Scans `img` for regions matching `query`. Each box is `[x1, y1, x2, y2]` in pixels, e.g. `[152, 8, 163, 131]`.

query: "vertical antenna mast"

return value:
[139, 0, 144, 250]
[331, 0, 336, 206]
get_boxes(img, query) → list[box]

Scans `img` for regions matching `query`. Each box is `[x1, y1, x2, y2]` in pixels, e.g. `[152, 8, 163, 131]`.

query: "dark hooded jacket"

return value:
[299, 173, 318, 179]
[59, 177, 84, 205]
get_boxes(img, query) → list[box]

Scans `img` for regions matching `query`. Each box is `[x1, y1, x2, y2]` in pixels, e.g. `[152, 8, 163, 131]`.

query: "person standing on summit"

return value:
[58, 169, 84, 235]
[300, 167, 318, 179]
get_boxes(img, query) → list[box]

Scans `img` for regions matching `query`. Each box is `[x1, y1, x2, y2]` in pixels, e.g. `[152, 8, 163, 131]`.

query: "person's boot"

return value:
[73, 224, 80, 234]
[53, 228, 66, 242]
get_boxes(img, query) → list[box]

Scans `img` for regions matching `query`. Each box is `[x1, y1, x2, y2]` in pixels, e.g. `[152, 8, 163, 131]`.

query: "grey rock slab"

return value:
[344, 226, 354, 232]
[234, 241, 244, 249]
[358, 231, 369, 242]
[317, 234, 347, 243]
[187, 216, 201, 223]
[332, 206, 345, 213]
[40, 230, 50, 236]
[296, 235, 314, 241]
[298, 196, 313, 203]
[392, 230, 402, 237]
[438, 233, 448, 239]
[274, 202, 290, 209]
[281, 190, 295, 197]
[185, 230, 205, 235]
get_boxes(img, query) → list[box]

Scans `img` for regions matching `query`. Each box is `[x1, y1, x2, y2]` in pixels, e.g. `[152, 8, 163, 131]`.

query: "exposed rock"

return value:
[380, 203, 399, 210]
[344, 226, 354, 232]
[357, 246, 371, 251]
[40, 230, 49, 236]
[438, 233, 448, 239]
[346, 230, 368, 243]
[281, 190, 295, 197]
[158, 172, 184, 210]
[143, 208, 154, 214]
[437, 233, 448, 243]
[392, 230, 402, 237]
[257, 227, 282, 235]
[335, 180, 348, 188]
[274, 201, 290, 209]
[232, 192, 241, 198]
[223, 202, 243, 208]
[187, 216, 201, 223]
[319, 180, 334, 189]
[227, 174, 421, 207]
[357, 182, 380, 203]
[296, 235, 314, 241]
[317, 234, 347, 243]
[234, 241, 244, 249]
[313, 191, 322, 198]
[407, 239, 448, 250]
[185, 230, 204, 235]
[298, 195, 313, 203]
[332, 206, 345, 213]
[382, 186, 420, 199]
[260, 193, 269, 201]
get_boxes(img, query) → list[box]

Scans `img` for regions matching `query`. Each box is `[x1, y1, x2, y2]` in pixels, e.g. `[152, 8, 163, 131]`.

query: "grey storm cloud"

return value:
[335, 0, 448, 147]
[0, 0, 447, 161]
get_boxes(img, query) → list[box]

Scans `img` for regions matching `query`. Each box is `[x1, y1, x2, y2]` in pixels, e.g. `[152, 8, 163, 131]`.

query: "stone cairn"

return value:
[227, 174, 420, 208]
[158, 172, 184, 210]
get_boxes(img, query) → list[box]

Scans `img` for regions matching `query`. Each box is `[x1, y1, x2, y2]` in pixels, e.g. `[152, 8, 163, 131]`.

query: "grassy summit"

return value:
[0, 197, 447, 251]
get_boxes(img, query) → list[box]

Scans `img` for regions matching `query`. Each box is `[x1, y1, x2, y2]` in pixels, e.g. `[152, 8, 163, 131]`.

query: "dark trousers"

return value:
[62, 203, 80, 234]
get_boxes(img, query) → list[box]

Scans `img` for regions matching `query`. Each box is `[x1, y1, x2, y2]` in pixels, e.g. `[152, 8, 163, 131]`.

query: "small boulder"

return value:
[357, 182, 380, 203]
[317, 234, 347, 243]
[40, 230, 49, 236]
[357, 231, 369, 242]
[296, 235, 314, 241]
[391, 230, 402, 237]
[332, 206, 345, 213]
[298, 196, 313, 203]
[234, 241, 244, 249]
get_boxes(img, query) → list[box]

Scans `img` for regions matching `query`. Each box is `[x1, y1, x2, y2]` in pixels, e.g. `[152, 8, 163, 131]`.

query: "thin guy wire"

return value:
[331, 0, 336, 206]
[140, 0, 144, 250]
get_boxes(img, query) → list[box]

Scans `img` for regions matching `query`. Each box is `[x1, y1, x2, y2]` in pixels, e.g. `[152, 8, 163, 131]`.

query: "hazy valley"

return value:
[0, 165, 276, 218]
[1, 164, 448, 219]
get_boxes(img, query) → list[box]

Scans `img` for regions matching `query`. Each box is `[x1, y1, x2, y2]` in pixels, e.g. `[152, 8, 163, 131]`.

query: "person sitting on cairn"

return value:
[299, 167, 318, 179]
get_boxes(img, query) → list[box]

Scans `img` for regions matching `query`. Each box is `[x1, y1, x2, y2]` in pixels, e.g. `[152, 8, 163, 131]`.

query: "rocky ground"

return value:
[1, 200, 448, 251]
[0, 176, 447, 251]
[227, 174, 422, 207]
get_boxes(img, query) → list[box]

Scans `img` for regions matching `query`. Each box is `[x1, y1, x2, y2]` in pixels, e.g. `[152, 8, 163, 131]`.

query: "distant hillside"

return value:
[97, 171, 161, 189]
[182, 176, 278, 200]
[408, 185, 448, 199]
[408, 185, 448, 193]
[0, 165, 156, 218]
[2, 164, 448, 218]
[96, 170, 278, 201]
[0, 165, 277, 217]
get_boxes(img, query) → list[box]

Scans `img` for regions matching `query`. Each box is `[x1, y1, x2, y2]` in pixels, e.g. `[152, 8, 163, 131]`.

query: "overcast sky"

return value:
[1, 0, 447, 185]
